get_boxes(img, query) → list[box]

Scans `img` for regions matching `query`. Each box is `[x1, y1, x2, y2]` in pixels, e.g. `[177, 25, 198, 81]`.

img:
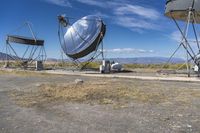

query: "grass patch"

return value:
[44, 61, 101, 70]
[9, 79, 200, 108]
[0, 69, 52, 77]
[50, 62, 188, 70]
[10, 80, 169, 107]
[123, 63, 188, 70]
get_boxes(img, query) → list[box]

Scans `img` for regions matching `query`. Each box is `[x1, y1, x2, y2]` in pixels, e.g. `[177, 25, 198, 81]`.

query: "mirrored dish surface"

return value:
[165, 0, 200, 23]
[63, 15, 106, 59]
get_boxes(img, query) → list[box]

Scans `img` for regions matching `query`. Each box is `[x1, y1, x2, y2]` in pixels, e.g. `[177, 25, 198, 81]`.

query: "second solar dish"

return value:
[62, 15, 106, 59]
[165, 0, 200, 23]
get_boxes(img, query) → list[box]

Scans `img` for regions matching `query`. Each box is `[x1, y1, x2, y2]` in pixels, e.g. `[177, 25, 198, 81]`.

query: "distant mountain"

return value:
[109, 57, 185, 64]
[46, 58, 59, 62]
[47, 57, 185, 64]
[0, 52, 21, 60]
[0, 52, 13, 60]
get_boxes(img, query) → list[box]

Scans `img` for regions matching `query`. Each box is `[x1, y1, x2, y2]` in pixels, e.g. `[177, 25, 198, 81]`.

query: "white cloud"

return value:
[44, 0, 161, 32]
[114, 4, 160, 20]
[170, 31, 182, 42]
[112, 3, 161, 32]
[170, 31, 200, 54]
[92, 11, 110, 19]
[75, 0, 160, 20]
[73, 0, 161, 32]
[75, 0, 105, 8]
[45, 0, 72, 7]
[103, 48, 154, 54]
[114, 16, 160, 31]
[170, 31, 199, 44]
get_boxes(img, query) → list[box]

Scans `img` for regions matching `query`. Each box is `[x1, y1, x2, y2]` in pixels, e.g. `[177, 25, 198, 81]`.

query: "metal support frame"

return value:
[164, 7, 200, 77]
[3, 22, 47, 69]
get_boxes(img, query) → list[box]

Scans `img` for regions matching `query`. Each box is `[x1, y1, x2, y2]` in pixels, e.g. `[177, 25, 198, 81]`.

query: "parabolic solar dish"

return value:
[62, 15, 106, 59]
[165, 0, 200, 23]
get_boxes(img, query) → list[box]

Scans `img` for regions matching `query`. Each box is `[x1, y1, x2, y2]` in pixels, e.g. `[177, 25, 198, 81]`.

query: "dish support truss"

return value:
[3, 22, 47, 69]
[58, 15, 105, 70]
[165, 7, 200, 77]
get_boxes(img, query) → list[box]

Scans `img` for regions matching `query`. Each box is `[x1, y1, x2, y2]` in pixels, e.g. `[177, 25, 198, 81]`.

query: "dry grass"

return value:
[124, 63, 188, 70]
[10, 80, 169, 107]
[9, 78, 200, 108]
[0, 69, 53, 77]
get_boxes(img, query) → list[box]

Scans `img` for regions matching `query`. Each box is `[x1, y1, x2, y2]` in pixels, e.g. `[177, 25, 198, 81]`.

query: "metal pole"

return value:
[185, 9, 192, 77]
[26, 22, 37, 42]
[101, 35, 104, 60]
[172, 16, 196, 57]
[162, 44, 182, 69]
[61, 49, 64, 67]
[191, 12, 200, 52]
[172, 11, 195, 77]
[5, 40, 8, 67]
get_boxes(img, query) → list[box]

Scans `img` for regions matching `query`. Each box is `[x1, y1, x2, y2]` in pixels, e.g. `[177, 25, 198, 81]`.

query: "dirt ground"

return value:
[0, 72, 200, 133]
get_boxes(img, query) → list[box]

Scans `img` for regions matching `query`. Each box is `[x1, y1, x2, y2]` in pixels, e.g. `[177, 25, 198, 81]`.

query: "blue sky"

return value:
[0, 0, 194, 58]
